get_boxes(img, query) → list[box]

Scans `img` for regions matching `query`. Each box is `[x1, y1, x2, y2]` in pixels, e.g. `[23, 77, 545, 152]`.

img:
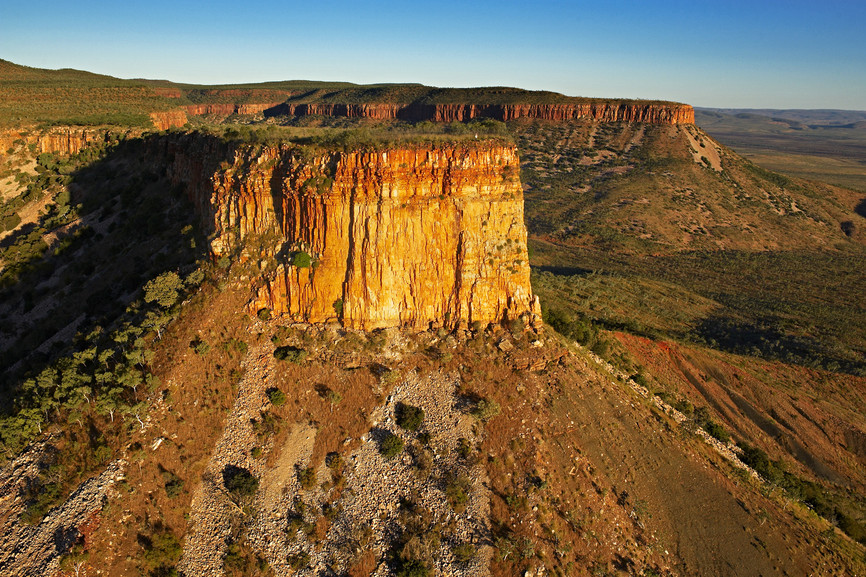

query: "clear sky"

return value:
[1, 0, 864, 109]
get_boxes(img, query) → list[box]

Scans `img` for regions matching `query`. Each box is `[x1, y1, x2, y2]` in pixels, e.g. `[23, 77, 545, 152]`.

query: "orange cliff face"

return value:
[0, 127, 125, 157]
[150, 110, 188, 130]
[268, 102, 695, 125]
[168, 138, 540, 330]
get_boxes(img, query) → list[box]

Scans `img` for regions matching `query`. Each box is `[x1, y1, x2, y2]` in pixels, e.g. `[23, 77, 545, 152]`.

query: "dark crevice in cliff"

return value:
[452, 229, 466, 325]
[268, 158, 286, 236]
[341, 184, 358, 325]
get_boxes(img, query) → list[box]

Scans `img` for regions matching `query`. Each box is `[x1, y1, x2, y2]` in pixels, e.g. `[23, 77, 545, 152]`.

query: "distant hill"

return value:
[0, 58, 690, 128]
[696, 107, 866, 192]
[699, 108, 866, 126]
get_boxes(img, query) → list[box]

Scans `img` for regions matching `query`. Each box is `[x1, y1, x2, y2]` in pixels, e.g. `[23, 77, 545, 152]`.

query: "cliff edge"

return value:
[169, 137, 540, 330]
[268, 101, 694, 124]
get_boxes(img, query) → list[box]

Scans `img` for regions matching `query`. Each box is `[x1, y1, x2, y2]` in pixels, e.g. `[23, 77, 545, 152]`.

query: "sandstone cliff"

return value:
[150, 110, 189, 130]
[182, 102, 284, 117]
[266, 101, 694, 124]
[0, 127, 125, 157]
[167, 136, 539, 330]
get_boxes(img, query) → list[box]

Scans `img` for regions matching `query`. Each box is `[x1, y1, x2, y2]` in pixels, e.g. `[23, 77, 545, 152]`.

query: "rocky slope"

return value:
[167, 137, 540, 331]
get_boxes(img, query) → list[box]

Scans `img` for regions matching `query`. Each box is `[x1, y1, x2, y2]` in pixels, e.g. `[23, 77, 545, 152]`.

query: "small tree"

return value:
[267, 388, 287, 406]
[274, 346, 308, 363]
[395, 402, 424, 432]
[291, 251, 312, 268]
[379, 432, 404, 459]
[143, 271, 184, 309]
[223, 466, 259, 500]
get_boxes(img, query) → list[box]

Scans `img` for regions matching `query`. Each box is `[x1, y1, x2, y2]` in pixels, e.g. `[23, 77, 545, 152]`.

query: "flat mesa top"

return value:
[0, 58, 690, 129]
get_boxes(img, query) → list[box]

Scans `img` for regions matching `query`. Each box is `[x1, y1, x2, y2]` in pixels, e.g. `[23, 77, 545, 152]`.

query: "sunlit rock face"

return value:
[272, 102, 695, 124]
[172, 139, 539, 330]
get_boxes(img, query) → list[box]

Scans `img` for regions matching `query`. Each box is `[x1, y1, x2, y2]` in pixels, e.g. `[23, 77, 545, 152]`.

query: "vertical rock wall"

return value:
[172, 139, 539, 330]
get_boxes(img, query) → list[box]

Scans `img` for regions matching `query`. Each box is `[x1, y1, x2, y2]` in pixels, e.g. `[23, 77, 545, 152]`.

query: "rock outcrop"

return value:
[168, 136, 539, 330]
[150, 110, 188, 130]
[265, 101, 694, 124]
[0, 128, 123, 157]
[182, 102, 284, 117]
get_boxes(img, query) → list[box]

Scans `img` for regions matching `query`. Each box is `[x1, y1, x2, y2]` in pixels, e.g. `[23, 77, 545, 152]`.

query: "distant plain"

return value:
[696, 108, 866, 194]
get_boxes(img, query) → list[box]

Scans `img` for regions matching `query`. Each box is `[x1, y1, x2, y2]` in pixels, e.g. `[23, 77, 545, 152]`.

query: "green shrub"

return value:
[252, 411, 280, 437]
[224, 466, 259, 499]
[379, 432, 404, 459]
[445, 476, 470, 512]
[631, 373, 649, 387]
[274, 346, 308, 363]
[297, 466, 317, 490]
[452, 542, 476, 563]
[396, 560, 430, 577]
[21, 481, 61, 524]
[381, 369, 401, 384]
[590, 337, 611, 358]
[222, 542, 246, 572]
[395, 402, 424, 431]
[673, 398, 693, 415]
[291, 251, 312, 268]
[704, 421, 730, 443]
[190, 338, 210, 355]
[471, 398, 501, 421]
[141, 527, 182, 571]
[326, 452, 343, 470]
[287, 551, 310, 570]
[257, 307, 271, 321]
[267, 388, 287, 406]
[542, 306, 598, 346]
[456, 437, 472, 459]
[163, 471, 184, 498]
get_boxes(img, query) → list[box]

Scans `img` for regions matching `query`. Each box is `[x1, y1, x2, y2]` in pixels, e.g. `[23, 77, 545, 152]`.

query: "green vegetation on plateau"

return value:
[0, 58, 683, 129]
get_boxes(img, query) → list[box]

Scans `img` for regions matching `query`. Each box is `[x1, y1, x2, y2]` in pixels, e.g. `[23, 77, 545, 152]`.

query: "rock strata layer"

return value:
[266, 102, 694, 124]
[0, 128, 121, 156]
[168, 137, 539, 330]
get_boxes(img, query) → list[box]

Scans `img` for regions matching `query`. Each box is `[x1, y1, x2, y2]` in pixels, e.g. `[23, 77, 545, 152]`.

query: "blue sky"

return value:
[1, 0, 864, 109]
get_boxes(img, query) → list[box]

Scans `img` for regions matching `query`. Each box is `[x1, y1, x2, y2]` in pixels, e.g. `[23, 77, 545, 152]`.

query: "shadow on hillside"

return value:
[855, 198, 866, 219]
[693, 315, 864, 376]
[0, 133, 232, 394]
[532, 264, 592, 276]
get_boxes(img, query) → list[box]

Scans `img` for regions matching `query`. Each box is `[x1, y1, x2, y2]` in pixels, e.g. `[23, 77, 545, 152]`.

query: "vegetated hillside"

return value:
[517, 119, 864, 252]
[5, 262, 862, 576]
[695, 108, 866, 193]
[514, 118, 866, 376]
[0, 58, 691, 130]
[0, 59, 179, 127]
[0, 79, 864, 575]
[514, 117, 866, 560]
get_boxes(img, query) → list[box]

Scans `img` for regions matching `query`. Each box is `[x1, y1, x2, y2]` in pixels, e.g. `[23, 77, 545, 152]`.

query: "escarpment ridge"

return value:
[0, 127, 135, 156]
[151, 100, 694, 130]
[0, 58, 693, 129]
[264, 101, 694, 124]
[164, 135, 540, 330]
